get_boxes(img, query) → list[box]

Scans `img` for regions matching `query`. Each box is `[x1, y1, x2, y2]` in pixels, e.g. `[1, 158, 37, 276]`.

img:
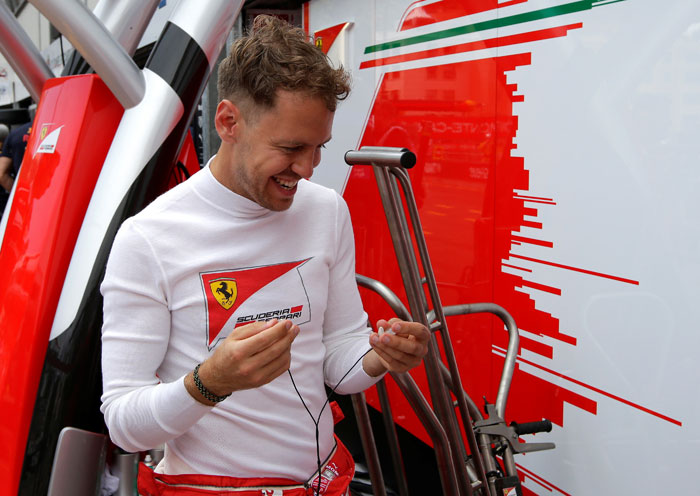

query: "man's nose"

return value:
[292, 148, 319, 180]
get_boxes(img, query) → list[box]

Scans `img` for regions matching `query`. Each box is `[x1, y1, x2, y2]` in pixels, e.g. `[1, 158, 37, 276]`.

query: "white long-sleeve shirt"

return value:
[100, 162, 380, 480]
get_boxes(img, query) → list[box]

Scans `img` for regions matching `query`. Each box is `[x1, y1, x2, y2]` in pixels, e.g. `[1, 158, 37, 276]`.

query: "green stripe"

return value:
[592, 0, 626, 6]
[364, 0, 597, 54]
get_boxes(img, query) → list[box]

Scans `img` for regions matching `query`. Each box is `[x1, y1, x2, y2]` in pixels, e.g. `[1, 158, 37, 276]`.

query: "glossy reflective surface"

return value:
[310, 0, 700, 493]
[0, 75, 123, 494]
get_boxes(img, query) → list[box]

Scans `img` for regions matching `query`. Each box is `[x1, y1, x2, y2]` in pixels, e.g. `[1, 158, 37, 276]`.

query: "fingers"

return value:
[231, 318, 279, 339]
[376, 318, 401, 335]
[249, 323, 298, 364]
[370, 319, 430, 373]
[206, 319, 299, 393]
[384, 320, 430, 341]
[371, 333, 426, 365]
[254, 350, 295, 384]
[371, 346, 413, 372]
[232, 340, 295, 389]
[374, 320, 430, 344]
[230, 319, 297, 355]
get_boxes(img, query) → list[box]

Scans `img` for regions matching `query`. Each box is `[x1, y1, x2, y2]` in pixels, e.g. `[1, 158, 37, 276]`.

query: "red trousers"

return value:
[137, 437, 354, 496]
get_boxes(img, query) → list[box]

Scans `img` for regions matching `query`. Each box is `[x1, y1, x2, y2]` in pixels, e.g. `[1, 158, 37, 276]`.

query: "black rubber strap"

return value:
[511, 419, 553, 436]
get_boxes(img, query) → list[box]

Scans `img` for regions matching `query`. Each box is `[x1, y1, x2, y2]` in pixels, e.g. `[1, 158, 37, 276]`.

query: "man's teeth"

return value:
[273, 177, 298, 190]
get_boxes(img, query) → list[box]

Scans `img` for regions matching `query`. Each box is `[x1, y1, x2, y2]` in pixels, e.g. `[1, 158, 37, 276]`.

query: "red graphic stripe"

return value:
[559, 388, 596, 415]
[510, 254, 640, 285]
[493, 348, 596, 426]
[502, 263, 532, 272]
[511, 235, 553, 248]
[511, 325, 576, 347]
[303, 2, 309, 34]
[515, 194, 554, 202]
[520, 279, 561, 295]
[401, 0, 529, 31]
[516, 197, 557, 205]
[360, 23, 582, 69]
[348, 50, 592, 495]
[522, 220, 543, 228]
[499, 0, 529, 8]
[523, 474, 555, 493]
[516, 355, 683, 426]
[556, 330, 577, 346]
[519, 335, 553, 359]
[517, 463, 572, 496]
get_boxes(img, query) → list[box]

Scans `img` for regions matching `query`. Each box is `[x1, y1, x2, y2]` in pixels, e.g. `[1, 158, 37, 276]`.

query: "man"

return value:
[0, 121, 31, 216]
[101, 15, 429, 496]
[0, 123, 8, 214]
[0, 124, 8, 149]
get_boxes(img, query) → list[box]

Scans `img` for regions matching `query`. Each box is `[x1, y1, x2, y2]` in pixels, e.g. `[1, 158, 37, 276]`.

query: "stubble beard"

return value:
[232, 162, 292, 212]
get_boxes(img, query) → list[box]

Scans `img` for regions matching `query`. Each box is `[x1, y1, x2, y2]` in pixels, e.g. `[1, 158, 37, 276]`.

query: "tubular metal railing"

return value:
[0, 1, 53, 102]
[347, 147, 555, 496]
[29, 0, 146, 108]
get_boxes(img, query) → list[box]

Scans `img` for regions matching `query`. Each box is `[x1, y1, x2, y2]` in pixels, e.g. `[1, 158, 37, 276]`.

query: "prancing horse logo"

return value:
[209, 278, 237, 310]
[200, 259, 311, 349]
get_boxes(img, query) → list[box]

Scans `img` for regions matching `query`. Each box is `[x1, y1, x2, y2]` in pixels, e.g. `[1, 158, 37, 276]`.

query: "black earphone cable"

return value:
[288, 347, 373, 495]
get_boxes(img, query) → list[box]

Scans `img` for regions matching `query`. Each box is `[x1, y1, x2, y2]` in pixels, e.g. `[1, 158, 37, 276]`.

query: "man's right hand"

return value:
[185, 319, 299, 405]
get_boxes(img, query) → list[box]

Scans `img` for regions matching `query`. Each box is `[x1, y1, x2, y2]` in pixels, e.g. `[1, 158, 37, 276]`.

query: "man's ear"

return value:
[214, 99, 242, 143]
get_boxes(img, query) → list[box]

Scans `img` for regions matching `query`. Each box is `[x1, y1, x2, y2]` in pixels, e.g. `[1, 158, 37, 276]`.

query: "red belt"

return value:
[137, 436, 354, 496]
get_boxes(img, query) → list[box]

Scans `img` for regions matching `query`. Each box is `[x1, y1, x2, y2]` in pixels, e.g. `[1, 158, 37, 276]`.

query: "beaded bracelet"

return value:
[193, 363, 231, 403]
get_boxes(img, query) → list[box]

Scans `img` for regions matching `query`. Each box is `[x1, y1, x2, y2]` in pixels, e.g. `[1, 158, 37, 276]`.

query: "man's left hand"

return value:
[363, 318, 430, 377]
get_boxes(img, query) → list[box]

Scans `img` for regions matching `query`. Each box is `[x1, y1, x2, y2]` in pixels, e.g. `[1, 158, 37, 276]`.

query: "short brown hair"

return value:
[217, 15, 350, 113]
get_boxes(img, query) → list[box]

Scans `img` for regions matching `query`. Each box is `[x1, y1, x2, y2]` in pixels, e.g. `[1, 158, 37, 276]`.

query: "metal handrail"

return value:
[351, 392, 388, 496]
[389, 166, 489, 492]
[0, 2, 53, 102]
[428, 303, 519, 419]
[92, 0, 161, 57]
[29, 0, 145, 108]
[375, 380, 410, 496]
[347, 147, 486, 495]
[350, 369, 480, 496]
[356, 274, 412, 322]
[356, 275, 515, 495]
[347, 147, 556, 496]
[390, 372, 460, 495]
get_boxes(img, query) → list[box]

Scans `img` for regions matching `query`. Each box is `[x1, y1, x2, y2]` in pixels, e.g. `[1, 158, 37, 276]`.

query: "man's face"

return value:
[216, 90, 334, 211]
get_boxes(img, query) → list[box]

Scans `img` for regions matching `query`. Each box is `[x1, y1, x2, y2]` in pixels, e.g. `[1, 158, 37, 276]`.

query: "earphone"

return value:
[288, 347, 374, 495]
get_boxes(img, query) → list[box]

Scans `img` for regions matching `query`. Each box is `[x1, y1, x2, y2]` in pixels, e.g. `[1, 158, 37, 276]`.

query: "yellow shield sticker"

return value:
[209, 278, 237, 310]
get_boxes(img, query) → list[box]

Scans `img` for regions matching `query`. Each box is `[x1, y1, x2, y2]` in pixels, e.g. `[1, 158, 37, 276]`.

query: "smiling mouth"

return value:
[272, 177, 299, 190]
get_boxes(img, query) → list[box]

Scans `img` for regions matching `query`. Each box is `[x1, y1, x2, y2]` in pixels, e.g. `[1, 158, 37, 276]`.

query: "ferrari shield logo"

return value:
[200, 259, 312, 349]
[209, 278, 237, 310]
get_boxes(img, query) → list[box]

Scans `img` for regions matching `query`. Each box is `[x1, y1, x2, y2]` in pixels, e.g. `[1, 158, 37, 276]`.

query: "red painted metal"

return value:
[343, 52, 595, 446]
[179, 130, 200, 175]
[345, 5, 656, 474]
[400, 0, 528, 31]
[168, 129, 200, 188]
[0, 75, 123, 496]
